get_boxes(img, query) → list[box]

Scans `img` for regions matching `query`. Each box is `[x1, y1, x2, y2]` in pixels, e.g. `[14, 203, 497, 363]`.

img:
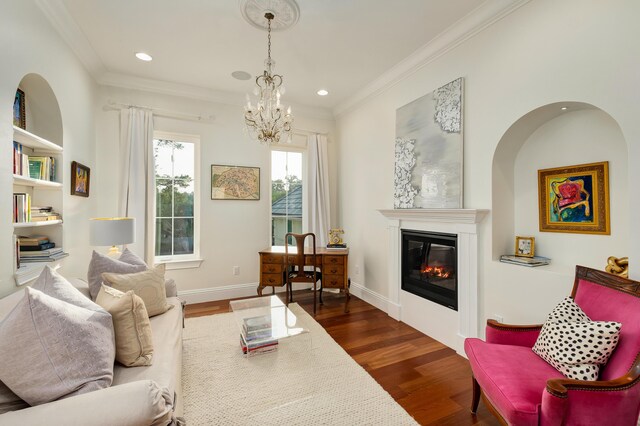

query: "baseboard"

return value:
[349, 281, 401, 320]
[178, 282, 286, 304]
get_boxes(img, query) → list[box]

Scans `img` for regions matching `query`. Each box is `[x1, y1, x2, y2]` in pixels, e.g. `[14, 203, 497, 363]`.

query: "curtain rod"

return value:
[103, 100, 215, 123]
[292, 128, 329, 137]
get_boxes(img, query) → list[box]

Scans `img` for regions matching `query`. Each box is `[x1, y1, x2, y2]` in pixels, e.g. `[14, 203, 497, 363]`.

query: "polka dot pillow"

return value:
[532, 297, 621, 381]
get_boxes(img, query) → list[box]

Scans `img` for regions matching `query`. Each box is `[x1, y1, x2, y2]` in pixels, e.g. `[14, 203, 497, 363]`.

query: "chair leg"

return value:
[471, 376, 481, 414]
[319, 281, 324, 305]
[313, 282, 317, 315]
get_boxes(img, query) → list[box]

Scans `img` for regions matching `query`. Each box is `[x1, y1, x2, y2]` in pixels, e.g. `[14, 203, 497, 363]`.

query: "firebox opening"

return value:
[401, 230, 458, 311]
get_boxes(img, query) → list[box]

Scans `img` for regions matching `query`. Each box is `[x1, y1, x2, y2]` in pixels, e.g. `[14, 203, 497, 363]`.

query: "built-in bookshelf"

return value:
[12, 84, 67, 286]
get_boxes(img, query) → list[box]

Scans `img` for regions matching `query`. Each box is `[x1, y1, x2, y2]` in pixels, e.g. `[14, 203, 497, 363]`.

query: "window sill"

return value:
[155, 258, 204, 270]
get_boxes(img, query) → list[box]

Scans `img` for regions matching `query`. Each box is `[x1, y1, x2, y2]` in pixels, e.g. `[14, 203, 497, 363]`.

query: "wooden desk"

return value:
[258, 246, 349, 301]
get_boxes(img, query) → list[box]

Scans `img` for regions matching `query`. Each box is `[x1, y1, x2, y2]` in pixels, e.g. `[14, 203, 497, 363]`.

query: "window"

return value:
[153, 133, 199, 262]
[271, 150, 303, 246]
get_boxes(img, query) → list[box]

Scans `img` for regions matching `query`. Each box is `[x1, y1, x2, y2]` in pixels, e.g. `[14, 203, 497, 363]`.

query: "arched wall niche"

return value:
[491, 101, 629, 274]
[18, 73, 63, 145]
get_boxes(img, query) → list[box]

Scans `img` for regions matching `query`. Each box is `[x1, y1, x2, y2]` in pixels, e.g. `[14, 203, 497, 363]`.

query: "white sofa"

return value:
[0, 278, 184, 426]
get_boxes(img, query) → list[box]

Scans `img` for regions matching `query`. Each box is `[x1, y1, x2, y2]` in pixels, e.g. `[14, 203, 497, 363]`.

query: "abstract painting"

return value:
[538, 161, 609, 234]
[394, 78, 463, 208]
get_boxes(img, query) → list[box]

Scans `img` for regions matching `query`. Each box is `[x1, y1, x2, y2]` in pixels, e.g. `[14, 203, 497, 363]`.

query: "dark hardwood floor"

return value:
[185, 290, 500, 426]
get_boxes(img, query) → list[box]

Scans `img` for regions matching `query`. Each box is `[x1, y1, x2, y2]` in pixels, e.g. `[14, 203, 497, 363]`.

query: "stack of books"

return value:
[326, 243, 347, 250]
[500, 255, 551, 267]
[30, 206, 62, 222]
[240, 314, 278, 355]
[18, 236, 68, 263]
[13, 193, 31, 223]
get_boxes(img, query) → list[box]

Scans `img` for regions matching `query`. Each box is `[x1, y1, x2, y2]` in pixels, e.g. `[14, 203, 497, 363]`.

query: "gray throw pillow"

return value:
[33, 266, 97, 310]
[87, 250, 146, 300]
[0, 287, 115, 406]
[119, 247, 147, 267]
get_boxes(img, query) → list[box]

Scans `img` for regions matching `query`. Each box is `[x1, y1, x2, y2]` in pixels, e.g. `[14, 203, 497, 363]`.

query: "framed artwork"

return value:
[71, 161, 90, 197]
[515, 236, 535, 257]
[538, 161, 609, 234]
[211, 165, 260, 200]
[394, 77, 464, 208]
[13, 89, 25, 129]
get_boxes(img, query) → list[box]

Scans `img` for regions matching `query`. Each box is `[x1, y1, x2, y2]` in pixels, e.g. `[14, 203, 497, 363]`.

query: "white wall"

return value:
[95, 86, 336, 299]
[0, 0, 98, 297]
[336, 0, 640, 330]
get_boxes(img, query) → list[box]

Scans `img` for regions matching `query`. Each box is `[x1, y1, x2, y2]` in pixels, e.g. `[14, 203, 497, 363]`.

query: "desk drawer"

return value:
[262, 263, 283, 274]
[286, 256, 321, 267]
[323, 255, 344, 265]
[322, 274, 345, 289]
[261, 273, 283, 286]
[261, 254, 283, 264]
[323, 265, 344, 275]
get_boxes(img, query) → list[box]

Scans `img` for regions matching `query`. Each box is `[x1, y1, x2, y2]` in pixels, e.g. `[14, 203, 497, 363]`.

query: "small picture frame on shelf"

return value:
[71, 161, 90, 197]
[515, 236, 535, 257]
[13, 89, 25, 129]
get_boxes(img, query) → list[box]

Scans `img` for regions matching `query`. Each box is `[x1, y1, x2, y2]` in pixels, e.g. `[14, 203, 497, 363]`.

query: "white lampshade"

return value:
[89, 217, 136, 247]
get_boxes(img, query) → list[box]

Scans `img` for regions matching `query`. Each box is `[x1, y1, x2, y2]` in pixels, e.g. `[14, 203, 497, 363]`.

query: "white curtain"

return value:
[119, 108, 155, 263]
[306, 134, 331, 246]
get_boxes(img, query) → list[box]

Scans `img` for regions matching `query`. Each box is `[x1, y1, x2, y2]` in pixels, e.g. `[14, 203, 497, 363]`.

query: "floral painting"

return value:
[394, 78, 463, 209]
[538, 162, 609, 234]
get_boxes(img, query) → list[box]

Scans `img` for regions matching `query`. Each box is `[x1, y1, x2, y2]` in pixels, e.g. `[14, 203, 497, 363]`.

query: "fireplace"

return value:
[401, 230, 457, 310]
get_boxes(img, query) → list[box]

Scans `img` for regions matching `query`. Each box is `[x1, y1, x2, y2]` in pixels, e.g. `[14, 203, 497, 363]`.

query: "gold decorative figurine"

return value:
[328, 228, 345, 247]
[605, 256, 628, 278]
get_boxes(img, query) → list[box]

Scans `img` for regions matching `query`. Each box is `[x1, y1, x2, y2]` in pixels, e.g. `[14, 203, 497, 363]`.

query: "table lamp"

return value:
[89, 217, 135, 257]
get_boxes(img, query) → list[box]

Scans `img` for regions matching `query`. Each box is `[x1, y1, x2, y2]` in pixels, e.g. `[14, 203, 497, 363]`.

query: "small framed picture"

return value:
[13, 89, 25, 129]
[211, 164, 260, 200]
[71, 161, 90, 197]
[515, 236, 535, 257]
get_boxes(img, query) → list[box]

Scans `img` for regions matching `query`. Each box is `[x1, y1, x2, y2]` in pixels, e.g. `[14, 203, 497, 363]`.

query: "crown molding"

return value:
[98, 72, 334, 120]
[333, 0, 531, 117]
[35, 0, 106, 77]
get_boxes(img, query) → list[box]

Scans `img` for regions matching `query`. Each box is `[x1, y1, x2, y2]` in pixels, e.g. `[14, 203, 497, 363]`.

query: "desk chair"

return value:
[285, 233, 322, 315]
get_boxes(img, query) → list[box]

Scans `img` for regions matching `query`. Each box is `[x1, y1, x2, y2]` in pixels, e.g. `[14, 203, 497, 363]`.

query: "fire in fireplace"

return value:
[401, 230, 457, 310]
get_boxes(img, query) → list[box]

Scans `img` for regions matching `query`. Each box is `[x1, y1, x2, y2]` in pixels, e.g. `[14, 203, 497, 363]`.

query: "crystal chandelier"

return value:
[244, 12, 293, 145]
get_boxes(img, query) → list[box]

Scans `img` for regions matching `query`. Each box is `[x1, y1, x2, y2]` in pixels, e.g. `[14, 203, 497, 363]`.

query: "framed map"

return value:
[211, 165, 260, 200]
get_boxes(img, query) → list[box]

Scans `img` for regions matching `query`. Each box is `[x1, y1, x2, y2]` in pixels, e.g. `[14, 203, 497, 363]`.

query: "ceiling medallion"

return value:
[240, 0, 300, 31]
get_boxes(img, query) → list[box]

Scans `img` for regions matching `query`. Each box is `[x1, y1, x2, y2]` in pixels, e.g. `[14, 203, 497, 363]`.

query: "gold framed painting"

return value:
[211, 165, 260, 200]
[515, 236, 535, 257]
[538, 161, 609, 234]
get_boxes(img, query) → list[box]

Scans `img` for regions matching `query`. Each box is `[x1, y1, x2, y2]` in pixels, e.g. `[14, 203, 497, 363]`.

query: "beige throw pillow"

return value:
[96, 285, 154, 367]
[102, 264, 173, 317]
[0, 287, 114, 406]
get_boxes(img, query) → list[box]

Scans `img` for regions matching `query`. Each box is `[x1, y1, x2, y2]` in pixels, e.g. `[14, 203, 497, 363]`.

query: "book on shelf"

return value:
[13, 193, 31, 223]
[28, 156, 56, 181]
[20, 247, 63, 257]
[20, 252, 68, 263]
[20, 242, 55, 251]
[500, 255, 550, 267]
[18, 235, 49, 246]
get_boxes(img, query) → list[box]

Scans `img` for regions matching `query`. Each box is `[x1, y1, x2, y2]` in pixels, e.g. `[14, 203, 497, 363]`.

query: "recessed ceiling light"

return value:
[231, 71, 252, 81]
[317, 89, 329, 96]
[561, 106, 568, 111]
[135, 52, 153, 62]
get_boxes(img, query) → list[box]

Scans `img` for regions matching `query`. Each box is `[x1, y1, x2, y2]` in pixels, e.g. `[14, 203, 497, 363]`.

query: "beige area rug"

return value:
[182, 304, 418, 425]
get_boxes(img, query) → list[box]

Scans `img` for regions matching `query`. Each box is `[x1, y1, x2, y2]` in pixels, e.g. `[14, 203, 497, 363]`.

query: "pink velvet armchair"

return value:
[464, 266, 640, 425]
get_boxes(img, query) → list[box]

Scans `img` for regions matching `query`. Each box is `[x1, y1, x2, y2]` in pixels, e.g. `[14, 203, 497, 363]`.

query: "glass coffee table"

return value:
[230, 296, 309, 356]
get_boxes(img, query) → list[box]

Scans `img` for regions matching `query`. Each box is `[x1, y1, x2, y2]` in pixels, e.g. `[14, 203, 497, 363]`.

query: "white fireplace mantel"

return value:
[378, 208, 489, 354]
